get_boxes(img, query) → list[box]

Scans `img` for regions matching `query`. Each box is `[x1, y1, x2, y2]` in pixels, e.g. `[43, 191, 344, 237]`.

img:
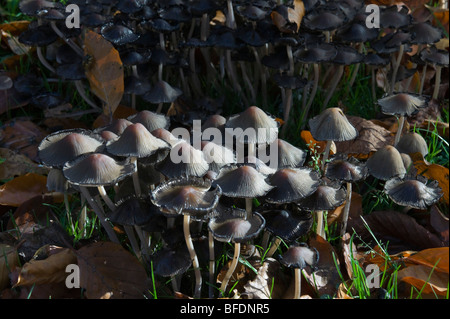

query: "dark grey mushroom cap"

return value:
[366, 145, 406, 181]
[100, 22, 140, 45]
[324, 155, 368, 183]
[208, 208, 265, 243]
[308, 107, 358, 142]
[279, 243, 319, 269]
[395, 132, 428, 157]
[109, 194, 162, 226]
[63, 153, 135, 187]
[142, 80, 183, 104]
[297, 184, 347, 211]
[152, 246, 192, 277]
[378, 93, 428, 117]
[384, 174, 443, 210]
[261, 209, 313, 243]
[265, 168, 321, 204]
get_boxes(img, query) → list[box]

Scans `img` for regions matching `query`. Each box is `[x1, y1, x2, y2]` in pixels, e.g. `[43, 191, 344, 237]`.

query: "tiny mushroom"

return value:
[279, 243, 319, 299]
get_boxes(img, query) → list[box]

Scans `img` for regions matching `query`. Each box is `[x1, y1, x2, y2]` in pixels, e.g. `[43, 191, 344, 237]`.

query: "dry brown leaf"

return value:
[429, 205, 449, 244]
[0, 148, 49, 180]
[271, 0, 305, 34]
[334, 116, 395, 158]
[0, 244, 19, 290]
[300, 130, 336, 155]
[83, 30, 124, 117]
[76, 241, 148, 299]
[403, 247, 449, 273]
[241, 258, 286, 299]
[14, 246, 77, 287]
[398, 264, 449, 296]
[216, 257, 251, 294]
[410, 152, 449, 205]
[327, 192, 363, 226]
[0, 173, 48, 207]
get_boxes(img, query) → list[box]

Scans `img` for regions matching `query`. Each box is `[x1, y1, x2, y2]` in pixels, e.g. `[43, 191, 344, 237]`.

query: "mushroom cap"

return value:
[19, 24, 58, 46]
[378, 93, 428, 117]
[297, 184, 347, 211]
[116, 0, 147, 14]
[363, 53, 389, 66]
[324, 155, 368, 182]
[242, 156, 277, 176]
[259, 138, 307, 169]
[100, 22, 139, 45]
[106, 123, 171, 158]
[272, 73, 308, 89]
[150, 177, 221, 218]
[332, 45, 364, 65]
[151, 128, 183, 147]
[303, 8, 347, 31]
[63, 153, 135, 186]
[384, 175, 443, 210]
[46, 168, 68, 193]
[109, 195, 162, 226]
[38, 129, 105, 168]
[95, 118, 133, 136]
[308, 107, 358, 142]
[409, 22, 444, 45]
[201, 141, 236, 173]
[265, 167, 321, 204]
[335, 22, 379, 43]
[155, 141, 209, 178]
[208, 208, 266, 243]
[395, 132, 428, 157]
[419, 46, 449, 67]
[366, 145, 406, 181]
[127, 110, 170, 132]
[19, 0, 61, 16]
[212, 164, 274, 198]
[261, 208, 313, 242]
[152, 246, 192, 277]
[142, 80, 183, 104]
[294, 42, 337, 63]
[279, 243, 319, 269]
[56, 62, 86, 80]
[379, 5, 412, 29]
[225, 106, 279, 144]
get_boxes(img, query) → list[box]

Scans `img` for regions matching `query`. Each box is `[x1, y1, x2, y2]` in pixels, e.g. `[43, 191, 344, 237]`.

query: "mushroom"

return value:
[279, 243, 319, 299]
[377, 93, 428, 146]
[106, 123, 171, 197]
[212, 164, 273, 217]
[365, 145, 407, 181]
[308, 107, 358, 171]
[142, 80, 183, 113]
[208, 207, 265, 296]
[201, 141, 237, 173]
[62, 153, 136, 244]
[419, 46, 449, 99]
[324, 154, 368, 238]
[151, 177, 221, 298]
[260, 207, 313, 258]
[258, 138, 307, 169]
[395, 132, 429, 158]
[384, 174, 443, 210]
[297, 182, 347, 239]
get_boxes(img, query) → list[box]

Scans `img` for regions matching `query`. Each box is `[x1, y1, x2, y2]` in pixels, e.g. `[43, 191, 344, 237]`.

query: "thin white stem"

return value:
[208, 230, 215, 299]
[394, 115, 405, 147]
[389, 44, 404, 95]
[36, 47, 56, 73]
[184, 214, 202, 298]
[321, 140, 332, 172]
[130, 157, 142, 197]
[75, 80, 101, 111]
[294, 268, 301, 299]
[316, 210, 326, 239]
[322, 64, 343, 110]
[220, 242, 240, 296]
[266, 237, 281, 258]
[340, 182, 352, 239]
[432, 65, 442, 100]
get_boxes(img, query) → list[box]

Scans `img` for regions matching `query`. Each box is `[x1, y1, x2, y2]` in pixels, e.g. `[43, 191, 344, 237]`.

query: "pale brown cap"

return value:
[366, 145, 406, 180]
[308, 107, 357, 142]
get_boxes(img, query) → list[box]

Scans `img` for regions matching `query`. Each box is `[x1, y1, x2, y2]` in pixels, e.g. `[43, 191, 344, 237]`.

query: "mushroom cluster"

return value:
[13, 0, 447, 300]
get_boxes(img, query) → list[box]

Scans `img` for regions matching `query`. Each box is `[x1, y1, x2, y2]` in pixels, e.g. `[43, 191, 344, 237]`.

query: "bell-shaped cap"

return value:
[127, 110, 170, 132]
[279, 243, 319, 269]
[155, 141, 209, 178]
[309, 107, 358, 142]
[366, 145, 406, 180]
[142, 80, 183, 104]
[260, 138, 307, 169]
[38, 129, 105, 168]
[100, 22, 139, 45]
[409, 22, 444, 45]
[106, 123, 171, 158]
[384, 174, 443, 210]
[208, 208, 265, 243]
[294, 43, 337, 63]
[324, 154, 368, 182]
[395, 132, 428, 157]
[297, 183, 347, 211]
[201, 141, 236, 173]
[378, 93, 428, 117]
[225, 106, 279, 144]
[63, 153, 135, 186]
[212, 164, 273, 198]
[265, 168, 321, 204]
[152, 246, 192, 277]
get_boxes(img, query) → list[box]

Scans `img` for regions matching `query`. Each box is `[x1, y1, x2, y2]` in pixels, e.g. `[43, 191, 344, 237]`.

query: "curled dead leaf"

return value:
[0, 173, 48, 207]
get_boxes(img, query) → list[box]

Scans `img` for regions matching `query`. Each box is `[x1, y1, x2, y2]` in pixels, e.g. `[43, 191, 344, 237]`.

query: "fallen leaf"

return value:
[0, 148, 49, 180]
[300, 130, 336, 155]
[397, 264, 448, 296]
[14, 246, 77, 287]
[334, 116, 395, 158]
[410, 152, 449, 205]
[351, 211, 444, 254]
[76, 241, 149, 299]
[0, 244, 19, 290]
[404, 247, 449, 273]
[0, 173, 48, 207]
[271, 0, 305, 34]
[429, 205, 449, 244]
[327, 192, 363, 226]
[83, 30, 124, 117]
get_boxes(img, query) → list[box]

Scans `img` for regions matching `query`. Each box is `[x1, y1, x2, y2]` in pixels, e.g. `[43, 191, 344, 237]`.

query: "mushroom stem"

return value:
[419, 64, 427, 95]
[389, 44, 404, 95]
[247, 142, 256, 158]
[261, 230, 270, 251]
[36, 47, 56, 73]
[130, 157, 142, 197]
[220, 242, 240, 296]
[304, 63, 319, 123]
[251, 47, 267, 108]
[226, 0, 236, 29]
[226, 49, 248, 106]
[266, 237, 282, 258]
[432, 65, 442, 100]
[322, 64, 343, 110]
[245, 198, 253, 220]
[49, 21, 84, 57]
[294, 268, 302, 299]
[340, 182, 352, 239]
[321, 140, 332, 172]
[74, 80, 102, 111]
[189, 48, 203, 97]
[183, 214, 202, 298]
[315, 210, 326, 239]
[239, 61, 256, 103]
[394, 115, 405, 147]
[79, 186, 120, 244]
[281, 88, 293, 136]
[208, 230, 215, 298]
[79, 193, 87, 237]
